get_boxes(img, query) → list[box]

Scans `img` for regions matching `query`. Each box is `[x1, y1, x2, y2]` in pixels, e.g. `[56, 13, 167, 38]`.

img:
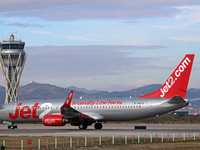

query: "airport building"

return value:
[0, 33, 27, 104]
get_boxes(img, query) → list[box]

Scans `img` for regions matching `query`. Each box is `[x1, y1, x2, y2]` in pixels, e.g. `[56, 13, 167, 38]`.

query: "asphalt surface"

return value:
[0, 123, 200, 138]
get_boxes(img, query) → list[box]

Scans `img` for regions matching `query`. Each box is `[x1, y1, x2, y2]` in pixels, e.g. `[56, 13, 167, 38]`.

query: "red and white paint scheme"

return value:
[0, 54, 195, 130]
[140, 54, 194, 98]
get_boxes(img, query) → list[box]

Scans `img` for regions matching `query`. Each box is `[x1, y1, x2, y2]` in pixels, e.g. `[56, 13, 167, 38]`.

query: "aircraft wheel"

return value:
[8, 124, 17, 129]
[94, 123, 103, 129]
[8, 125, 17, 129]
[79, 124, 87, 130]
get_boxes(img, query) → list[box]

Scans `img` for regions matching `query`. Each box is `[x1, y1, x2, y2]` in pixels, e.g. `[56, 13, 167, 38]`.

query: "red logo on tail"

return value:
[160, 56, 191, 98]
[140, 54, 194, 99]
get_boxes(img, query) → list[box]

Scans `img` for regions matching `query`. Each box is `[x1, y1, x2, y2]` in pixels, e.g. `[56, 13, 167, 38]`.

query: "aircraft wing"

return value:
[81, 112, 105, 120]
[60, 91, 96, 121]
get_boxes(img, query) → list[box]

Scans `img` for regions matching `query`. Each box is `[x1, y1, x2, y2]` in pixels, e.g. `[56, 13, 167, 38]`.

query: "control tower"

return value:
[0, 33, 27, 104]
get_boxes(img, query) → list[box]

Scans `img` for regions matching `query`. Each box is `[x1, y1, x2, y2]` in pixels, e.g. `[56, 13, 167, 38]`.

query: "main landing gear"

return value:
[78, 122, 103, 130]
[79, 124, 88, 130]
[94, 123, 103, 129]
[8, 122, 17, 129]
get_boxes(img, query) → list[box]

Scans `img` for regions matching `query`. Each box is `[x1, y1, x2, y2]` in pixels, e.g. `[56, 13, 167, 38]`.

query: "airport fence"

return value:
[0, 132, 200, 149]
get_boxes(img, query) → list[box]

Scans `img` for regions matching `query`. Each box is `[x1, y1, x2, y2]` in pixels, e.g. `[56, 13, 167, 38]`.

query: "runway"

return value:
[0, 123, 200, 138]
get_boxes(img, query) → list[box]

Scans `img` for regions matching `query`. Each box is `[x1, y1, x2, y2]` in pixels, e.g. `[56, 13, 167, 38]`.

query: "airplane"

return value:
[0, 54, 195, 130]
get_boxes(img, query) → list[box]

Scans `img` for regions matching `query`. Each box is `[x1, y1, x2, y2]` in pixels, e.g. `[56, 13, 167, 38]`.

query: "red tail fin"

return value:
[140, 54, 194, 98]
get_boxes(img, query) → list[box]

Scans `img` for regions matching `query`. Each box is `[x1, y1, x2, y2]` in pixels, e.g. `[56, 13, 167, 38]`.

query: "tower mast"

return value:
[0, 33, 27, 104]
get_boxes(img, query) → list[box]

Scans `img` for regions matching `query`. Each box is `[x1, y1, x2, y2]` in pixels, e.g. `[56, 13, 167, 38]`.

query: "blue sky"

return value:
[0, 0, 200, 91]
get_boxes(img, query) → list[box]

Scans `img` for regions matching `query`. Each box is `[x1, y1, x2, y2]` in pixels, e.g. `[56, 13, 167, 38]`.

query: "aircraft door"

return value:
[148, 100, 154, 112]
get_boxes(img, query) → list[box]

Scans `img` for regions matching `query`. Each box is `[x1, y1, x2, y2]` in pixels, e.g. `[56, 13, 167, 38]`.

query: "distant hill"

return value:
[18, 82, 200, 100]
[67, 86, 100, 94]
[19, 82, 162, 100]
[186, 88, 200, 99]
[19, 81, 84, 100]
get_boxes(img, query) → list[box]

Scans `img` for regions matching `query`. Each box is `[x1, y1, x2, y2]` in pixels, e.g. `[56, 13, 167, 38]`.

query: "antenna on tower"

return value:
[8, 32, 17, 41]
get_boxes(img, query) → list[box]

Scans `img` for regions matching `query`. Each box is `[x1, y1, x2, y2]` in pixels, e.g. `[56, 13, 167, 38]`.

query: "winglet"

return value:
[140, 54, 195, 99]
[63, 91, 73, 107]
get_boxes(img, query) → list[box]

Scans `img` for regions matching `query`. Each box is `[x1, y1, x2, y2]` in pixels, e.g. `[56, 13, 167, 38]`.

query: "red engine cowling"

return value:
[43, 115, 68, 126]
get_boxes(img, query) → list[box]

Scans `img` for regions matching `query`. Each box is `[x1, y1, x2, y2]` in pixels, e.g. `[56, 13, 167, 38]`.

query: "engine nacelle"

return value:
[43, 115, 68, 126]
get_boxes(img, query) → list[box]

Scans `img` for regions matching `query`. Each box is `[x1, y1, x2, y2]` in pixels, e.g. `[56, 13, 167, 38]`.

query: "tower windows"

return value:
[1, 44, 25, 50]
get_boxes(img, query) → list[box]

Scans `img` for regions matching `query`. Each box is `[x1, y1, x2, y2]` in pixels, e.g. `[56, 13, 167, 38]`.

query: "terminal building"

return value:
[173, 111, 189, 116]
[0, 33, 27, 104]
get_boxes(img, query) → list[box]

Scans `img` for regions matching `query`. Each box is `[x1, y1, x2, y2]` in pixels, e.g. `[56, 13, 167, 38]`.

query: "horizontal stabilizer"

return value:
[167, 96, 186, 104]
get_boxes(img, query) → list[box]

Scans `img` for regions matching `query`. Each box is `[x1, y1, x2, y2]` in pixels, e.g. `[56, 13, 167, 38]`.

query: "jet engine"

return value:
[43, 115, 68, 126]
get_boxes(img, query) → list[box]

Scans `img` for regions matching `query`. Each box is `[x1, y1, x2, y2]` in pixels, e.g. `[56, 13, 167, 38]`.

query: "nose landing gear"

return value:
[8, 122, 17, 129]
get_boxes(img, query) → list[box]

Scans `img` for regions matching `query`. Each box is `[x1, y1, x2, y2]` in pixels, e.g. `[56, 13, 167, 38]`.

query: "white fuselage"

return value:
[0, 97, 188, 123]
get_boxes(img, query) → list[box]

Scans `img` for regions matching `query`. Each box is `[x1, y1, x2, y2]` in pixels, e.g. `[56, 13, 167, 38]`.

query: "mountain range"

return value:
[18, 81, 161, 100]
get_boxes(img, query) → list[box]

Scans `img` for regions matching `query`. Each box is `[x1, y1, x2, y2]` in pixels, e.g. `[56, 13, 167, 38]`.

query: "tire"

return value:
[94, 123, 103, 129]
[79, 124, 87, 130]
